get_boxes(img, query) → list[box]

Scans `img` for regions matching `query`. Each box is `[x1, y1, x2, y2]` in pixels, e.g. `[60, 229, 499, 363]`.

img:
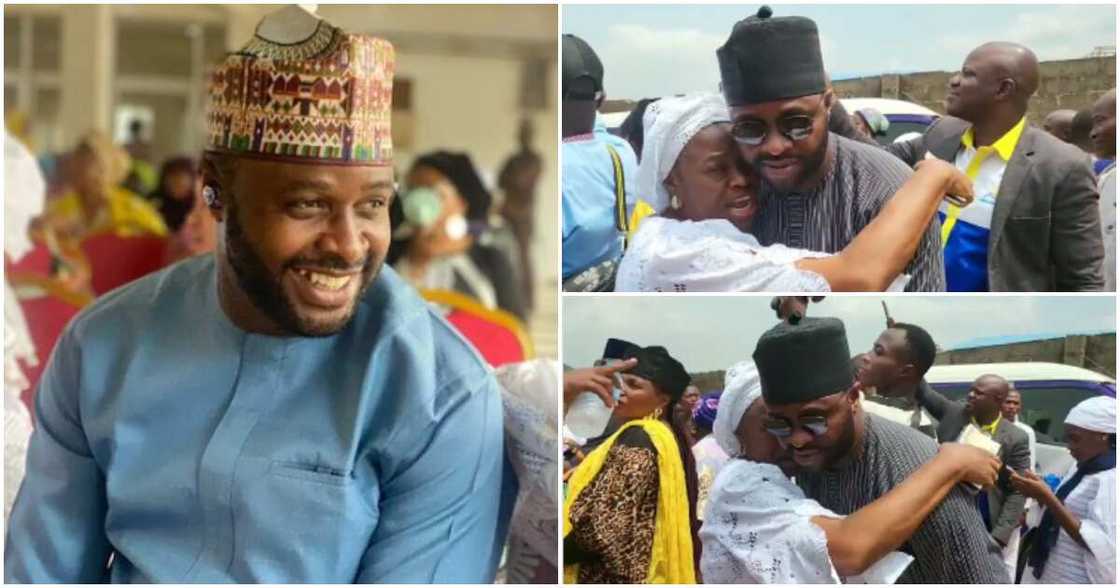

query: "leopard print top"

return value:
[566, 427, 660, 583]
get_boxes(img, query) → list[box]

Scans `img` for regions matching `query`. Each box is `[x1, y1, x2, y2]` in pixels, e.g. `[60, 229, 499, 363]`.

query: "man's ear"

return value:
[199, 158, 226, 222]
[845, 380, 862, 408]
[995, 78, 1016, 102]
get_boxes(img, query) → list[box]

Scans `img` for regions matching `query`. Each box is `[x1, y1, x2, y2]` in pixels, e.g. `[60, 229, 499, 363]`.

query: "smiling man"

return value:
[753, 316, 1008, 583]
[887, 42, 1104, 292]
[716, 6, 945, 292]
[5, 11, 508, 583]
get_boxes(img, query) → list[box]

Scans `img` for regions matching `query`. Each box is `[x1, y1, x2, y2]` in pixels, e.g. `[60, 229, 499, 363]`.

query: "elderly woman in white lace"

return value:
[614, 93, 973, 292]
[699, 361, 1002, 583]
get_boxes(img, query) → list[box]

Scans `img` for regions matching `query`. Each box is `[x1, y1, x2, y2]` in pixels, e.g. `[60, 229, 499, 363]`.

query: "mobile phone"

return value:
[998, 463, 1013, 490]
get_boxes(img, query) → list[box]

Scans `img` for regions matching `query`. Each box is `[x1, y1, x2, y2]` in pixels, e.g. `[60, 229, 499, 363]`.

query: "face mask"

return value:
[401, 187, 443, 229]
[443, 214, 468, 240]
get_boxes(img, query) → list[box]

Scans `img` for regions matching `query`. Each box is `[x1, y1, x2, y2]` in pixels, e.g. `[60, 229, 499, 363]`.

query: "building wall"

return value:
[833, 56, 1116, 123]
[934, 333, 1116, 378]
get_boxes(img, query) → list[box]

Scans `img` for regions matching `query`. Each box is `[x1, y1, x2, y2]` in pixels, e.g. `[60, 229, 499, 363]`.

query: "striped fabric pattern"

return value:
[798, 414, 1010, 583]
[752, 134, 946, 292]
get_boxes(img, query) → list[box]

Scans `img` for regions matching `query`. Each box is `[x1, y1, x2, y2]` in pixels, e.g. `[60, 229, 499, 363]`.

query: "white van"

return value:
[925, 362, 1115, 477]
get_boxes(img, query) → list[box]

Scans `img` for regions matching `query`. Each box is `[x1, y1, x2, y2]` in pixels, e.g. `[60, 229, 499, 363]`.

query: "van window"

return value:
[928, 383, 1098, 444]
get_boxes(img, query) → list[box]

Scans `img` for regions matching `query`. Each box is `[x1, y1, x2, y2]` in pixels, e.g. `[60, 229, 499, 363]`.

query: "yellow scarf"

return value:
[563, 418, 696, 584]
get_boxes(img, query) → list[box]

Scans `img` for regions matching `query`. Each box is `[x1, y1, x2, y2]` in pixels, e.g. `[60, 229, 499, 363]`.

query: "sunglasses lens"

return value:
[783, 117, 814, 141]
[804, 419, 829, 436]
[764, 420, 793, 438]
[732, 122, 766, 145]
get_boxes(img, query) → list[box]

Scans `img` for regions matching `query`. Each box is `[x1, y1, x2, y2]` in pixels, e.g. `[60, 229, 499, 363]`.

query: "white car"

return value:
[840, 97, 941, 146]
[925, 361, 1115, 478]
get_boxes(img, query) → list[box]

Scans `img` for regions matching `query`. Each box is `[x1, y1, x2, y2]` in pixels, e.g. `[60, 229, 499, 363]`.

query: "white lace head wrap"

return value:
[1065, 395, 1116, 434]
[712, 360, 761, 457]
[637, 92, 730, 213]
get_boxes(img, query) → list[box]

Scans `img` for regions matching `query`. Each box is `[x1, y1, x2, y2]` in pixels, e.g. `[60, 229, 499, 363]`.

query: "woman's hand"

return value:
[915, 158, 973, 208]
[1010, 469, 1057, 503]
[563, 358, 638, 410]
[937, 442, 1001, 488]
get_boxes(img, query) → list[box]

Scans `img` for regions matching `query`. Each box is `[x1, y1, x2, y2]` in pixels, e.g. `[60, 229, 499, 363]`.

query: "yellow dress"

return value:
[44, 186, 168, 239]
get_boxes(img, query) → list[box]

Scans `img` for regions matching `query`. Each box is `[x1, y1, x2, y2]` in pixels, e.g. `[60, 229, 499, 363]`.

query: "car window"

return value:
[878, 121, 933, 145]
[931, 383, 1099, 444]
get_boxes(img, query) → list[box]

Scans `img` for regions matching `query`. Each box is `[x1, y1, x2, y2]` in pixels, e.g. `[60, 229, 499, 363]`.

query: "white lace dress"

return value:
[616, 217, 833, 292]
[494, 359, 559, 583]
[5, 282, 36, 525]
[700, 459, 913, 584]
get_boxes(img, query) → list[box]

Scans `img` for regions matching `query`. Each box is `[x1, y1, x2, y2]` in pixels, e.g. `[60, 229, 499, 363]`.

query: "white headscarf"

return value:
[712, 360, 761, 457]
[1065, 396, 1116, 435]
[637, 93, 730, 213]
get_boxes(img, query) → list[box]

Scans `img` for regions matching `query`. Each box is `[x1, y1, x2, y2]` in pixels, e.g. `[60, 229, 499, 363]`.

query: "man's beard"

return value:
[753, 133, 830, 194]
[224, 200, 381, 337]
[796, 409, 859, 473]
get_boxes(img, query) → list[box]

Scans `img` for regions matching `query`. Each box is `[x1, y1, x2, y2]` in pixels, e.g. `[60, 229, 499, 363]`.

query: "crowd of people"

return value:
[561, 297, 1116, 583]
[562, 6, 1115, 292]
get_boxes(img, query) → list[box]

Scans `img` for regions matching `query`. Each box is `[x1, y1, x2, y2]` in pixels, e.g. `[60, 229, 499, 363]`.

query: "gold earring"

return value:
[651, 407, 663, 420]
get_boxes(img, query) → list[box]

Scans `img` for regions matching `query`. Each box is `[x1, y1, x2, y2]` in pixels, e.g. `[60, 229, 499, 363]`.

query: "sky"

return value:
[562, 3, 1118, 100]
[562, 296, 1116, 372]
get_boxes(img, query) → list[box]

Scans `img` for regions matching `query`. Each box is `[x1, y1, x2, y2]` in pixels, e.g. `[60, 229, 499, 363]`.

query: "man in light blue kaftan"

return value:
[5, 260, 508, 583]
[5, 9, 511, 583]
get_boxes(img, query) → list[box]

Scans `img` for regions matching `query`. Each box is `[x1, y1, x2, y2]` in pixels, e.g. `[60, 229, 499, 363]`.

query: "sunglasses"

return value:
[763, 415, 829, 439]
[729, 97, 826, 146]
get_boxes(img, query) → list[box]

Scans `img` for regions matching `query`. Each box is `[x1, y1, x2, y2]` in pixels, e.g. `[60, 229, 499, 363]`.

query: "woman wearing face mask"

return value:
[700, 361, 1002, 583]
[563, 344, 699, 584]
[1012, 396, 1115, 584]
[390, 151, 526, 320]
[615, 93, 973, 292]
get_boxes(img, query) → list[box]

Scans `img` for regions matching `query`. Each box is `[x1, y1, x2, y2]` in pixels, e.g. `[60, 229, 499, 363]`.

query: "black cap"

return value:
[603, 337, 640, 360]
[621, 345, 691, 401]
[716, 5, 827, 106]
[562, 34, 603, 100]
[753, 317, 853, 405]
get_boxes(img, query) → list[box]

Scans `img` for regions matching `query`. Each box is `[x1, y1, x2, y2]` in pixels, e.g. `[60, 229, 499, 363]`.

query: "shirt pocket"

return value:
[269, 460, 355, 487]
[228, 459, 380, 581]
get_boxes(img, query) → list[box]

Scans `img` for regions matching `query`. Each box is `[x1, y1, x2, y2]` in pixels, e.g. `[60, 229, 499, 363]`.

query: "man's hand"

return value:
[770, 296, 825, 324]
[937, 442, 1001, 488]
[563, 358, 638, 412]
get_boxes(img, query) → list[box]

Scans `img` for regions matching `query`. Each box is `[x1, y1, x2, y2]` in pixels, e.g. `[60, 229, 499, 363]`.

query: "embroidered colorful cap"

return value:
[205, 16, 394, 165]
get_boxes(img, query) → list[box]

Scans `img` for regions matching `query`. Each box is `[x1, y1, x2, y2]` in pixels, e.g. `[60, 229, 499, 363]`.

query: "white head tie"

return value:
[1065, 395, 1116, 434]
[637, 93, 730, 213]
[712, 360, 762, 456]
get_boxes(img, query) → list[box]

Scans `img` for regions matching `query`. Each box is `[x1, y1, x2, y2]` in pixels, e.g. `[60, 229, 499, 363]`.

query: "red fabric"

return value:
[80, 234, 168, 295]
[5, 243, 54, 276]
[444, 310, 525, 367]
[17, 295, 82, 410]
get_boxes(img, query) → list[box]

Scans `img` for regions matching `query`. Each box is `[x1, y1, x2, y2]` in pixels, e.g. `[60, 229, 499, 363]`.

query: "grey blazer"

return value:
[887, 116, 1105, 292]
[914, 382, 1031, 545]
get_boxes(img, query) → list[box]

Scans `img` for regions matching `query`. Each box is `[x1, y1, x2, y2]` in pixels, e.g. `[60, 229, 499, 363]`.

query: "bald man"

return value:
[914, 375, 1031, 554]
[1042, 109, 1077, 143]
[888, 42, 1104, 292]
[1092, 89, 1116, 290]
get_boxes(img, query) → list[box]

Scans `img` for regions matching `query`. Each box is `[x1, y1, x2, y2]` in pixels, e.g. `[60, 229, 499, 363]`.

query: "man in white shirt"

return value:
[1001, 386, 1038, 579]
